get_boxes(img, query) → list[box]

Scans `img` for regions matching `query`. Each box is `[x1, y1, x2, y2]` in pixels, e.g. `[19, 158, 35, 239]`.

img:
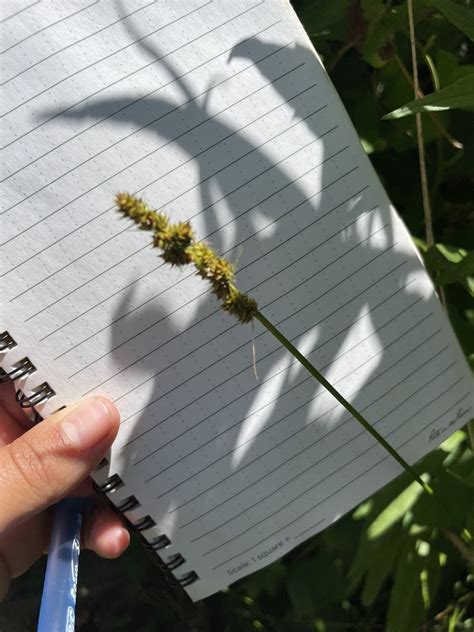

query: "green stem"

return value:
[466, 419, 474, 452]
[254, 310, 433, 495]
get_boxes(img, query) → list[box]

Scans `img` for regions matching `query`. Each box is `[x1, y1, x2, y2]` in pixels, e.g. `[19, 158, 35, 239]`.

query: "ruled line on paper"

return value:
[169, 282, 426, 487]
[295, 393, 471, 538]
[0, 0, 256, 145]
[0, 1, 40, 24]
[210, 391, 469, 569]
[153, 110, 326, 214]
[145, 302, 432, 479]
[85, 220, 381, 422]
[128, 268, 415, 461]
[128, 263, 413, 460]
[8, 90, 318, 305]
[114, 233, 397, 432]
[0, 1, 98, 55]
[147, 314, 440, 496]
[191, 366, 459, 543]
[1, 21, 282, 183]
[174, 349, 454, 516]
[51, 134, 348, 359]
[3, 53, 306, 276]
[7, 66, 309, 298]
[0, 0, 157, 87]
[288, 392, 471, 540]
[37, 123, 337, 339]
[30, 129, 347, 344]
[3, 67, 315, 244]
[66, 186, 372, 396]
[146, 311, 437, 484]
[179, 329, 445, 528]
[112, 195, 373, 403]
[399, 398, 472, 447]
[7, 49, 304, 216]
[0, 1, 212, 120]
[65, 152, 353, 373]
[212, 518, 327, 571]
[18, 127, 334, 351]
[291, 394, 472, 542]
[2, 40, 298, 227]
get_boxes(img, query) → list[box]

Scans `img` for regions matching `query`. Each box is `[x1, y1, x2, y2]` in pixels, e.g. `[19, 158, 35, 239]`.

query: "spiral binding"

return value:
[94, 472, 199, 587]
[0, 331, 55, 422]
[0, 357, 36, 383]
[1, 330, 199, 590]
[0, 331, 17, 352]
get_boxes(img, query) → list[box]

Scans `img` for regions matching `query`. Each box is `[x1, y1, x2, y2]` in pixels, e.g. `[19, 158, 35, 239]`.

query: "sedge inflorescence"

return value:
[115, 192, 258, 324]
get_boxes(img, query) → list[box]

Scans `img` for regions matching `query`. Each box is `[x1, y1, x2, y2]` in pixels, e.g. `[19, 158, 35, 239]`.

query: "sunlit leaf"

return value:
[360, 529, 404, 606]
[422, 244, 474, 292]
[367, 479, 427, 540]
[383, 75, 474, 118]
[386, 548, 425, 632]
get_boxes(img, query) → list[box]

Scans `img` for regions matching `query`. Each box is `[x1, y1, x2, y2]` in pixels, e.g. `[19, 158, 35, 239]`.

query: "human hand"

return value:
[0, 382, 130, 599]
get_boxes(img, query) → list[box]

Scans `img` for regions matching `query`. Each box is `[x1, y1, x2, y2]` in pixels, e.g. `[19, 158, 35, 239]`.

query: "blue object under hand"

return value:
[37, 498, 86, 632]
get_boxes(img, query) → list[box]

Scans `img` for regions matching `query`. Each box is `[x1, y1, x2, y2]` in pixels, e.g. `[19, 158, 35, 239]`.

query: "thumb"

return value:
[0, 397, 119, 534]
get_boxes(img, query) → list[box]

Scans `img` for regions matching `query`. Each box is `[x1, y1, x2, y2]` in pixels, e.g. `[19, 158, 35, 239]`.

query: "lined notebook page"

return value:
[1, 0, 472, 600]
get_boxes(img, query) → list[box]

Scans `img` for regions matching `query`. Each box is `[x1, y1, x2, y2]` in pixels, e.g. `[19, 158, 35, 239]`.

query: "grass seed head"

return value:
[115, 193, 258, 324]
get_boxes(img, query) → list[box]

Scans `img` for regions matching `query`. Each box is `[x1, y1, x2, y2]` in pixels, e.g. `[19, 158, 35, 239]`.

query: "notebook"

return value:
[1, 0, 472, 601]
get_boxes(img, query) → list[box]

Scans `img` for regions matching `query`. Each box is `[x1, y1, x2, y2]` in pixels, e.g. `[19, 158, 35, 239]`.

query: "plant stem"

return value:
[394, 54, 463, 151]
[117, 193, 435, 494]
[327, 40, 354, 73]
[406, 1, 448, 312]
[466, 420, 474, 452]
[407, 0, 435, 249]
[440, 528, 474, 566]
[254, 310, 433, 494]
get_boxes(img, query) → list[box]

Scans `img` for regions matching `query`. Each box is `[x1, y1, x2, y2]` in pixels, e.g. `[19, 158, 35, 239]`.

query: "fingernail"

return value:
[60, 398, 114, 450]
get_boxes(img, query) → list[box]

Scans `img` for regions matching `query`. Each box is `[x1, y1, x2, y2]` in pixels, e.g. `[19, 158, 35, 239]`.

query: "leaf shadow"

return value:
[41, 13, 434, 583]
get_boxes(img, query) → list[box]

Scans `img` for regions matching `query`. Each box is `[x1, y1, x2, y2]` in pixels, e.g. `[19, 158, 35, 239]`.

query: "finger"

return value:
[83, 503, 130, 559]
[0, 381, 32, 430]
[0, 511, 51, 580]
[0, 397, 119, 534]
[0, 401, 24, 446]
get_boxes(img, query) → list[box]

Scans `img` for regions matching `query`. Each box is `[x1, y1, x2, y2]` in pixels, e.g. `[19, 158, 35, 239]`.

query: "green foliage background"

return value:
[2, 1, 473, 631]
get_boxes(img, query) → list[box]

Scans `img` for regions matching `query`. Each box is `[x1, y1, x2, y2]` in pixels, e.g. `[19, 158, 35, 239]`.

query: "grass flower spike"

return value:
[115, 192, 432, 494]
[116, 192, 258, 323]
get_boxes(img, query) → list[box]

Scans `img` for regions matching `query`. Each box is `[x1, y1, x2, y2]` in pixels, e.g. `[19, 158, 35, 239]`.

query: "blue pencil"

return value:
[37, 498, 85, 632]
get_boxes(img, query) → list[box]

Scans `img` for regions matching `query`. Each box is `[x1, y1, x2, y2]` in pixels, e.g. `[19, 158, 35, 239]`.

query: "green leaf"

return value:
[361, 1, 406, 67]
[413, 470, 474, 529]
[465, 276, 474, 297]
[367, 479, 427, 540]
[426, 0, 474, 41]
[386, 543, 442, 632]
[386, 547, 425, 632]
[297, 0, 352, 37]
[360, 529, 404, 607]
[438, 429, 466, 455]
[435, 49, 474, 86]
[242, 562, 286, 599]
[383, 75, 474, 119]
[423, 244, 474, 291]
[286, 551, 346, 619]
